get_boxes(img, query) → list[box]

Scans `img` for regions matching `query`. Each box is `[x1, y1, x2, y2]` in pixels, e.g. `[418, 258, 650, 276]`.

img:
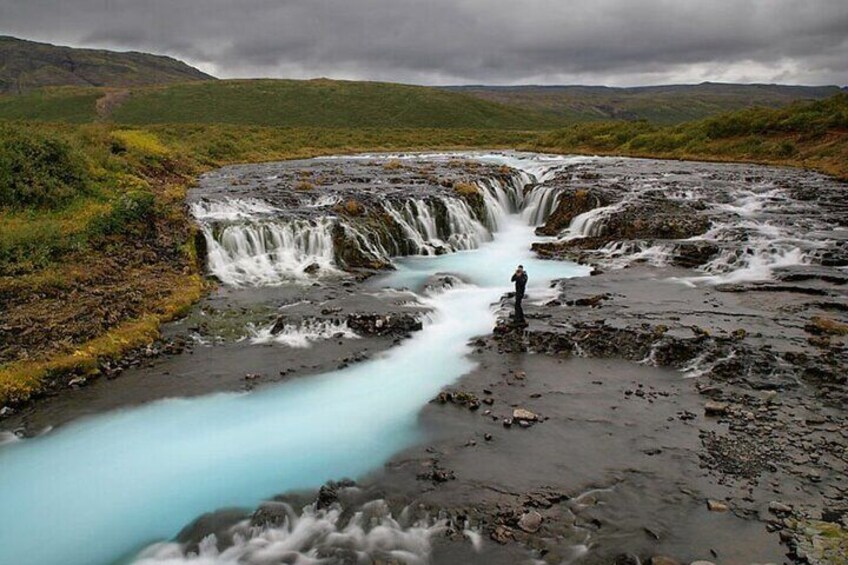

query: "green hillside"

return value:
[448, 83, 845, 124]
[530, 93, 848, 180]
[0, 36, 213, 93]
[0, 79, 563, 129]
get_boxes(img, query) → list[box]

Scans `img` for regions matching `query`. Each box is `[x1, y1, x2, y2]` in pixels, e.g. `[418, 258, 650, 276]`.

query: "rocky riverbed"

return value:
[1, 153, 845, 565]
[365, 157, 848, 564]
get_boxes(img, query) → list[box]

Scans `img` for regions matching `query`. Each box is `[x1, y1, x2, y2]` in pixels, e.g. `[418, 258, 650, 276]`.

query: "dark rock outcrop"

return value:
[346, 313, 422, 336]
[536, 188, 608, 235]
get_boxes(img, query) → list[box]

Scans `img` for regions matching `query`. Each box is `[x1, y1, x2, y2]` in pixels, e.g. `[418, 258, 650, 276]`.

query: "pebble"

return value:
[512, 408, 538, 421]
[706, 499, 729, 512]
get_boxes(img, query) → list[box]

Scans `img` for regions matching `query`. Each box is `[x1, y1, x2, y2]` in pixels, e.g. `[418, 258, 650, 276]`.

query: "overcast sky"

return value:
[1, 0, 847, 86]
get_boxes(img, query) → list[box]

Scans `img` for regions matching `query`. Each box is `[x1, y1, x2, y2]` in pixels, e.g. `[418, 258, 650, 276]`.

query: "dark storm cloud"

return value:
[1, 0, 846, 85]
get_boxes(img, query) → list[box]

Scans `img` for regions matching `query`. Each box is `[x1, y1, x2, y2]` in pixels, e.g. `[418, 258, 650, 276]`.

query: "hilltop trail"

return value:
[94, 89, 131, 120]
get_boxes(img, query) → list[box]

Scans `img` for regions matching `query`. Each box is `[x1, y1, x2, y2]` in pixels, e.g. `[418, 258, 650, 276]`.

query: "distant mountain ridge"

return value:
[445, 82, 846, 124]
[0, 36, 214, 93]
[1, 35, 845, 126]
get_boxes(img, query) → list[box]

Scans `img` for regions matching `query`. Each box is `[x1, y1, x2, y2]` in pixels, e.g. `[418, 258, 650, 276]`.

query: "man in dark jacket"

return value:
[511, 265, 528, 326]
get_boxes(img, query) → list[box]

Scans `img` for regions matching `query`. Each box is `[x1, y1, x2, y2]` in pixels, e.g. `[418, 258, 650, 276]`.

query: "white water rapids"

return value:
[0, 154, 589, 565]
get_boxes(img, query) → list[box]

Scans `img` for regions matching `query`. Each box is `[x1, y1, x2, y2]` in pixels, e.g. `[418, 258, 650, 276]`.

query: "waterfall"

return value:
[382, 197, 492, 256]
[441, 198, 491, 250]
[343, 223, 393, 264]
[476, 175, 525, 229]
[521, 183, 560, 226]
[191, 163, 571, 287]
[382, 200, 446, 255]
[202, 218, 338, 286]
[566, 203, 621, 238]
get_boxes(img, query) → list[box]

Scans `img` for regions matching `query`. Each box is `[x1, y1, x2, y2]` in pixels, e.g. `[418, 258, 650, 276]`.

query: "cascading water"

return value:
[521, 183, 560, 226]
[190, 198, 279, 221]
[249, 318, 359, 348]
[567, 205, 615, 238]
[202, 218, 339, 286]
[0, 153, 590, 565]
[381, 198, 490, 256]
[193, 167, 535, 285]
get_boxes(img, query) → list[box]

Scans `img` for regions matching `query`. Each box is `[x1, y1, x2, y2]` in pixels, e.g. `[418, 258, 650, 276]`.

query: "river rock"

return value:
[704, 401, 730, 416]
[512, 408, 538, 422]
[536, 188, 609, 236]
[518, 510, 543, 533]
[768, 501, 792, 514]
[670, 241, 721, 268]
[706, 499, 729, 512]
[490, 525, 514, 544]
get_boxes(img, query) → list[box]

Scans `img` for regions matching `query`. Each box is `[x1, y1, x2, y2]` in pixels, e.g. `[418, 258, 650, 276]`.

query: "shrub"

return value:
[777, 139, 798, 157]
[89, 190, 157, 238]
[339, 199, 364, 216]
[0, 127, 90, 209]
[453, 181, 479, 196]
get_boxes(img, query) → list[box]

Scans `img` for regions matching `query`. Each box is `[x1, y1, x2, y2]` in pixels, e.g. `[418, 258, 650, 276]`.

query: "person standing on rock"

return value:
[511, 265, 528, 326]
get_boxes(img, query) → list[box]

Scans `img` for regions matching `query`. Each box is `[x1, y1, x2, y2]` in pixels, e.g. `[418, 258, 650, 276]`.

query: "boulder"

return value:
[537, 188, 609, 236]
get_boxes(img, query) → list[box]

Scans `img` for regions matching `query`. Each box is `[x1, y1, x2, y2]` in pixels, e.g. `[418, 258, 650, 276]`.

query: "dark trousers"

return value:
[514, 293, 525, 323]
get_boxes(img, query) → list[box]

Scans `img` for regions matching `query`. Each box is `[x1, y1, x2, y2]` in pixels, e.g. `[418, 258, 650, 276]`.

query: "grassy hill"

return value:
[0, 36, 214, 93]
[448, 83, 845, 124]
[529, 93, 848, 180]
[1, 35, 843, 126]
[0, 79, 564, 129]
